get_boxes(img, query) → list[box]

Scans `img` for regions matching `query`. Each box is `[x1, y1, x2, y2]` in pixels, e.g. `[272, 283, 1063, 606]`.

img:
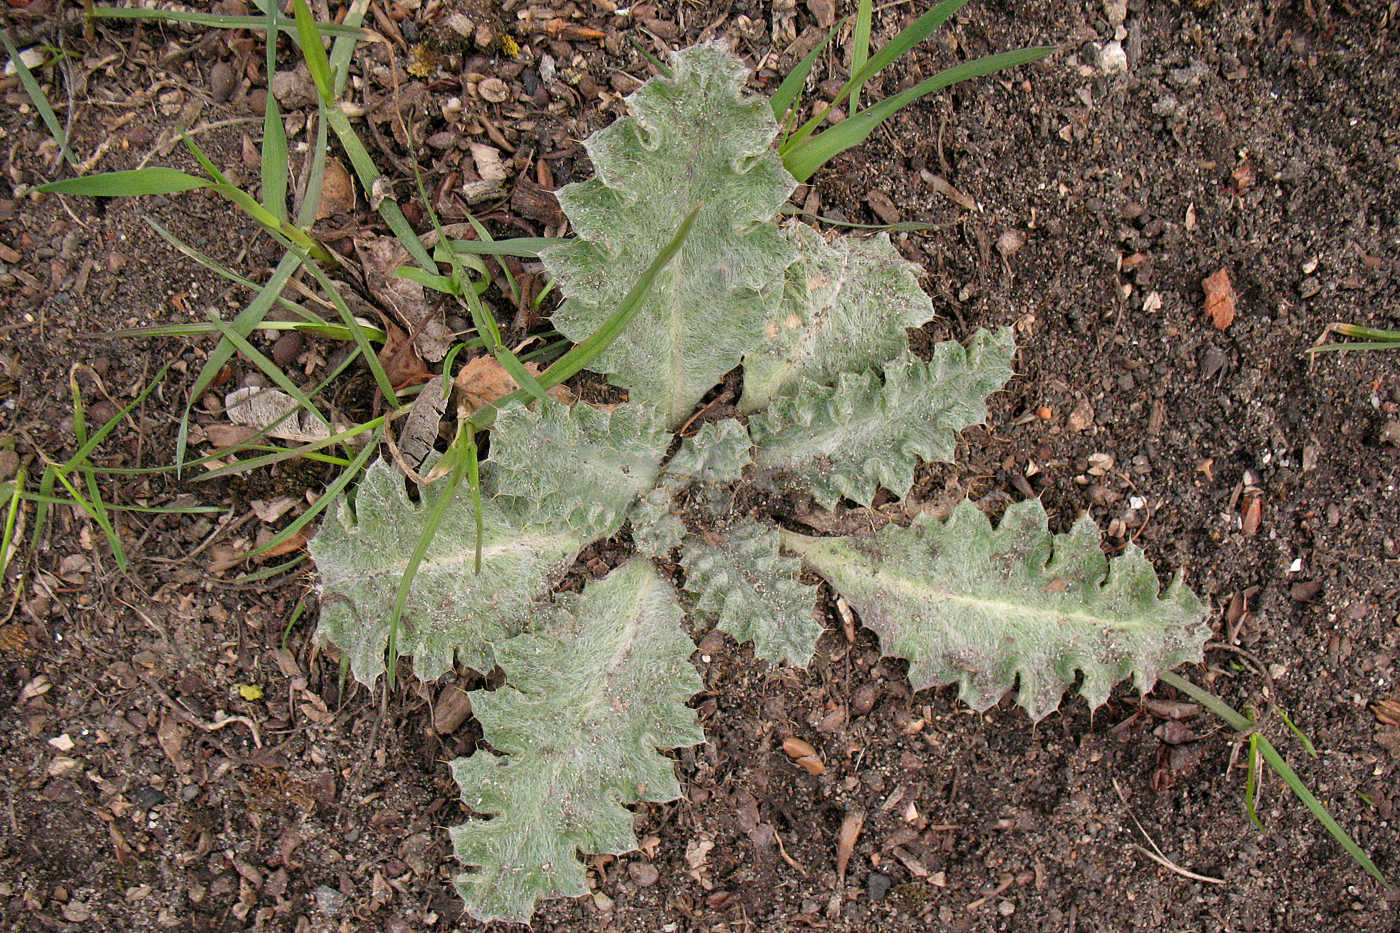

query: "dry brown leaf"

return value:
[835, 808, 866, 885]
[315, 156, 356, 219]
[1373, 697, 1400, 727]
[354, 236, 452, 362]
[1202, 267, 1236, 330]
[225, 387, 330, 443]
[453, 355, 572, 419]
[1241, 494, 1262, 536]
[377, 318, 432, 390]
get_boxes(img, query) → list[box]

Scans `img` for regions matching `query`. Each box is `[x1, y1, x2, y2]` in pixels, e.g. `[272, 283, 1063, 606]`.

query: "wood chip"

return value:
[1202, 267, 1236, 330]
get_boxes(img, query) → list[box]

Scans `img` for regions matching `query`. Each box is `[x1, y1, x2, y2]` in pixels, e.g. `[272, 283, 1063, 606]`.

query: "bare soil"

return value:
[2, 1, 1398, 931]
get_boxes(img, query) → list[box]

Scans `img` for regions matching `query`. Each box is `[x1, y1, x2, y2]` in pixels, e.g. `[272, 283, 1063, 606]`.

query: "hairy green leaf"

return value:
[682, 521, 824, 666]
[628, 485, 686, 558]
[665, 419, 753, 485]
[310, 459, 586, 683]
[740, 224, 934, 412]
[450, 560, 704, 923]
[782, 499, 1210, 721]
[751, 328, 1014, 508]
[486, 399, 671, 536]
[540, 43, 796, 426]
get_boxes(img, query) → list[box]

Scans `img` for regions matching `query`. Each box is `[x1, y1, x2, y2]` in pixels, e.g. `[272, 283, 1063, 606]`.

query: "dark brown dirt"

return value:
[2, 1, 1398, 931]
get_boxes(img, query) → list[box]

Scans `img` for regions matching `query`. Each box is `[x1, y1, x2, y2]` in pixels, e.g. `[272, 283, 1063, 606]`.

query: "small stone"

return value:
[998, 899, 1016, 917]
[867, 872, 892, 901]
[1103, 0, 1127, 26]
[210, 61, 236, 103]
[1097, 40, 1128, 74]
[271, 331, 302, 367]
[313, 885, 345, 917]
[627, 861, 660, 887]
[1382, 422, 1400, 446]
[1067, 397, 1095, 431]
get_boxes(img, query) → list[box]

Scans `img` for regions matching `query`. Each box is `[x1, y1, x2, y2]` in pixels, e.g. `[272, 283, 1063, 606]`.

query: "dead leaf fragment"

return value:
[835, 808, 866, 885]
[463, 142, 508, 203]
[1202, 268, 1236, 330]
[1241, 494, 1262, 536]
[225, 387, 331, 443]
[1372, 697, 1400, 728]
[453, 355, 571, 419]
[315, 157, 355, 220]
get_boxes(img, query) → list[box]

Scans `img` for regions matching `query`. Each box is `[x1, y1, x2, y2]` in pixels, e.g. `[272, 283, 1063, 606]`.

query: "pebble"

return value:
[210, 61, 235, 103]
[851, 683, 878, 716]
[867, 872, 892, 901]
[313, 885, 345, 917]
[627, 861, 660, 887]
[1097, 41, 1128, 74]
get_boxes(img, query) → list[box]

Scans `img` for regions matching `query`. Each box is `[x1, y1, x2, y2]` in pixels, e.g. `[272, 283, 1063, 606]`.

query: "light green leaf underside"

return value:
[740, 223, 935, 412]
[665, 418, 753, 485]
[781, 499, 1210, 721]
[486, 398, 671, 536]
[539, 43, 796, 426]
[310, 458, 584, 683]
[449, 560, 705, 924]
[751, 328, 1015, 509]
[681, 521, 824, 667]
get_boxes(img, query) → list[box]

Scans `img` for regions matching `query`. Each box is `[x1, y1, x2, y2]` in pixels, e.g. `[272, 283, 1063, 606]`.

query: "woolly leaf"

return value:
[740, 223, 934, 412]
[665, 418, 753, 485]
[682, 521, 823, 666]
[539, 43, 796, 426]
[751, 328, 1015, 508]
[449, 560, 705, 924]
[628, 485, 686, 558]
[310, 458, 585, 683]
[486, 398, 671, 536]
[781, 499, 1210, 721]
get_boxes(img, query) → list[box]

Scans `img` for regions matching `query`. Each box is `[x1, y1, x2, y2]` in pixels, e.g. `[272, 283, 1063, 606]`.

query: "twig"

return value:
[140, 672, 263, 748]
[1112, 777, 1226, 885]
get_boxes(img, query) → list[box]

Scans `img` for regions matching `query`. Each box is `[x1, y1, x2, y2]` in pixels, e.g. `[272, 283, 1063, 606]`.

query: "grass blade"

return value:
[0, 465, 24, 578]
[292, 0, 335, 103]
[284, 241, 399, 404]
[63, 362, 172, 474]
[195, 416, 384, 482]
[242, 426, 380, 560]
[323, 105, 434, 270]
[849, 0, 873, 112]
[261, 0, 289, 221]
[39, 168, 209, 197]
[467, 203, 701, 430]
[784, 46, 1053, 182]
[386, 425, 474, 683]
[66, 371, 126, 572]
[1158, 670, 1389, 887]
[2, 29, 77, 167]
[442, 236, 558, 258]
[783, 0, 972, 153]
[1254, 734, 1388, 885]
[771, 15, 848, 127]
[177, 252, 301, 472]
[204, 315, 331, 431]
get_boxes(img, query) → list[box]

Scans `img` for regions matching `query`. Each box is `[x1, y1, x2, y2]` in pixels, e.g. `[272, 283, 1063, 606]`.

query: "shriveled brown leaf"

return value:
[315, 156, 355, 219]
[1202, 268, 1236, 330]
[452, 355, 572, 419]
[378, 319, 432, 390]
[354, 236, 452, 362]
[835, 808, 866, 885]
